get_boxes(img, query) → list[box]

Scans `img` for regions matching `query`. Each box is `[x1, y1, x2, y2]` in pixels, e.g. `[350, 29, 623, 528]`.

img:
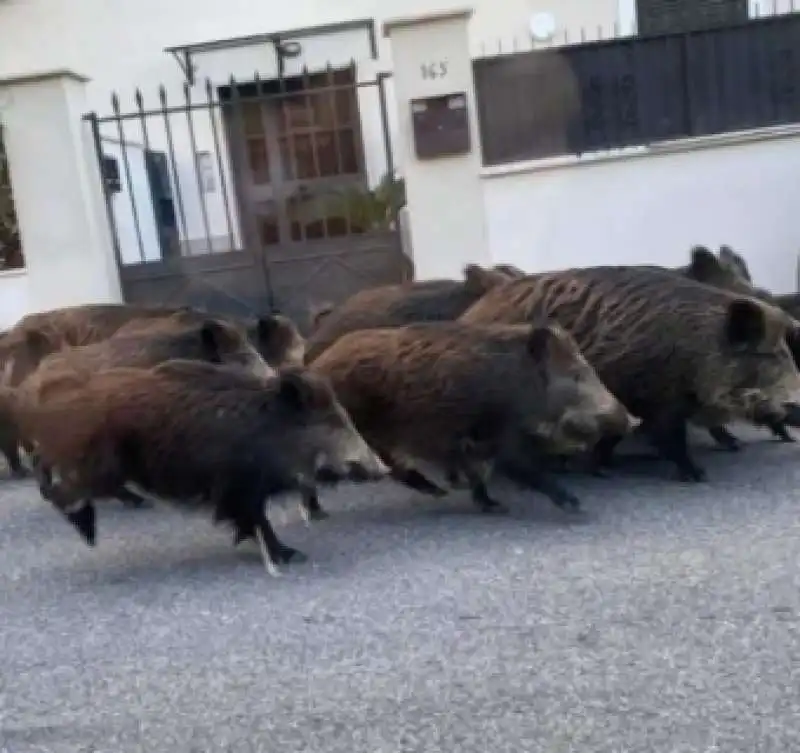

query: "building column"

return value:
[0, 69, 122, 315]
[383, 8, 491, 280]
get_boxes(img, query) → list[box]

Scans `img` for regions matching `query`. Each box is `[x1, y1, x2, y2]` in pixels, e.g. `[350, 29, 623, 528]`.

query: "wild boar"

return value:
[9, 303, 194, 349]
[11, 316, 276, 505]
[459, 265, 800, 481]
[12, 302, 306, 370]
[304, 264, 518, 362]
[671, 245, 800, 447]
[30, 316, 274, 384]
[310, 321, 639, 516]
[11, 360, 388, 575]
[113, 309, 305, 369]
[675, 245, 772, 298]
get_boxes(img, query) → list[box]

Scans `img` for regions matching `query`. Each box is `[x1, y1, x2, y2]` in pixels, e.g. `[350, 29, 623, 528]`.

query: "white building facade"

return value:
[1, 0, 799, 328]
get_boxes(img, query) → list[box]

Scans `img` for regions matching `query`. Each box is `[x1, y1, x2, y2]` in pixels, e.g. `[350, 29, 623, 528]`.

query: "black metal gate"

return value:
[84, 63, 410, 331]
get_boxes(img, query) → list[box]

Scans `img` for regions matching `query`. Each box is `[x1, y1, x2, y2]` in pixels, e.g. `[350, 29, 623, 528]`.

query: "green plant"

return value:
[328, 172, 406, 232]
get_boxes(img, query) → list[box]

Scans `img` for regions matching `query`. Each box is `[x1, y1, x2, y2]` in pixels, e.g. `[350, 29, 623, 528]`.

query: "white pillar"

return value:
[0, 69, 122, 315]
[383, 8, 491, 280]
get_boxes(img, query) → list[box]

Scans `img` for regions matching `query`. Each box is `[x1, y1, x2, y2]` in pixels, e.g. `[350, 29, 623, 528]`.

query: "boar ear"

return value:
[688, 245, 722, 281]
[276, 369, 315, 412]
[526, 325, 555, 360]
[23, 329, 54, 363]
[199, 319, 226, 363]
[308, 303, 334, 331]
[725, 298, 766, 347]
[256, 315, 280, 343]
[719, 245, 752, 281]
[492, 263, 526, 278]
[463, 264, 510, 295]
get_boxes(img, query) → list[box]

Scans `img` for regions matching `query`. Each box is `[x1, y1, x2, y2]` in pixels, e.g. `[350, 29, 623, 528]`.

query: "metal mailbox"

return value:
[410, 92, 471, 159]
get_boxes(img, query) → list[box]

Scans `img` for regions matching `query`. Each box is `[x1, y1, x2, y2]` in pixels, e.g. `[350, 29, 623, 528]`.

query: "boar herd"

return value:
[1, 244, 799, 577]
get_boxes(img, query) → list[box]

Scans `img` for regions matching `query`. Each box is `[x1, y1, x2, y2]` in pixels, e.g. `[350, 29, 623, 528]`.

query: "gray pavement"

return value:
[2, 425, 800, 752]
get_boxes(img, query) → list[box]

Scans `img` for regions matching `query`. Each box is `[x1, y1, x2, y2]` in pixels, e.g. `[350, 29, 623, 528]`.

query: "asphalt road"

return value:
[2, 425, 800, 753]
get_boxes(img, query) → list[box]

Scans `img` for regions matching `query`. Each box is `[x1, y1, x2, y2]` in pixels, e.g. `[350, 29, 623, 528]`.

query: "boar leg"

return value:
[495, 439, 582, 512]
[780, 401, 800, 429]
[706, 425, 742, 452]
[2, 442, 27, 479]
[38, 477, 97, 546]
[374, 447, 448, 497]
[643, 415, 707, 482]
[216, 481, 307, 575]
[751, 403, 796, 443]
[587, 435, 624, 476]
[452, 453, 508, 514]
[298, 485, 330, 524]
[115, 486, 154, 509]
[767, 421, 796, 442]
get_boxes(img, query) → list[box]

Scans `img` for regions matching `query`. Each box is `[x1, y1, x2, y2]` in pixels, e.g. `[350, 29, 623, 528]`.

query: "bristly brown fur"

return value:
[311, 320, 633, 511]
[304, 264, 519, 362]
[10, 360, 381, 568]
[460, 265, 800, 480]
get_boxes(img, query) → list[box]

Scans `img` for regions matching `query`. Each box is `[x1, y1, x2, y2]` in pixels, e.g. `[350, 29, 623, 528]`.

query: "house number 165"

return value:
[420, 61, 448, 80]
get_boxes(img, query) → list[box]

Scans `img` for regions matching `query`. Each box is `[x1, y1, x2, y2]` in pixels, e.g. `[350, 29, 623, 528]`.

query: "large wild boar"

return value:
[9, 360, 388, 575]
[114, 308, 305, 369]
[7, 303, 306, 370]
[310, 321, 639, 516]
[30, 315, 275, 384]
[460, 265, 800, 481]
[10, 316, 275, 503]
[304, 264, 522, 362]
[671, 245, 800, 447]
[676, 245, 772, 298]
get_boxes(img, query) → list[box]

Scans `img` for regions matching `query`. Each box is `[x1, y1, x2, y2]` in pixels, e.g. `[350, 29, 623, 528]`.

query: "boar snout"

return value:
[250, 356, 276, 381]
[319, 427, 390, 482]
[600, 403, 641, 437]
[556, 410, 603, 451]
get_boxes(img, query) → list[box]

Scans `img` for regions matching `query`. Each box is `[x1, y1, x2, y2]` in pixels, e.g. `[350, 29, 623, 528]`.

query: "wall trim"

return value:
[383, 7, 474, 37]
[0, 69, 90, 88]
[0, 268, 28, 279]
[480, 122, 800, 179]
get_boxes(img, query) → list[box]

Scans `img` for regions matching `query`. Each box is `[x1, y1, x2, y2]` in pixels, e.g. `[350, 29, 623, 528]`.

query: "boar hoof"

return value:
[769, 421, 796, 443]
[299, 490, 330, 524]
[551, 491, 582, 513]
[120, 496, 154, 509]
[707, 426, 741, 452]
[445, 467, 468, 488]
[477, 498, 509, 514]
[279, 545, 308, 564]
[674, 464, 707, 483]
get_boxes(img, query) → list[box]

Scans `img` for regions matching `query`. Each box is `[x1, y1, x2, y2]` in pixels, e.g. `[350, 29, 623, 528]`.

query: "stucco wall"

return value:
[482, 131, 800, 294]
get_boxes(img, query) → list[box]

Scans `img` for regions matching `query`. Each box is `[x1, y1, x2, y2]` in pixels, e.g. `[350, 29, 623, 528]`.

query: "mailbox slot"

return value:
[410, 92, 471, 159]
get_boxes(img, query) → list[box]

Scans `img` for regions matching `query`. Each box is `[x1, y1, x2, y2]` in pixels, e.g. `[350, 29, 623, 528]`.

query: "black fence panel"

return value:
[474, 10, 800, 167]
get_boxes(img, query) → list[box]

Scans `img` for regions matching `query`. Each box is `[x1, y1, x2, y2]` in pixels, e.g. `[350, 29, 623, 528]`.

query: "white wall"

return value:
[0, 0, 625, 204]
[482, 132, 800, 294]
[101, 139, 161, 264]
[0, 270, 30, 329]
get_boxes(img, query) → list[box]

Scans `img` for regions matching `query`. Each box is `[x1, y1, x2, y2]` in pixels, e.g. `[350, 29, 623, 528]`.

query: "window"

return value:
[473, 11, 800, 166]
[276, 69, 362, 181]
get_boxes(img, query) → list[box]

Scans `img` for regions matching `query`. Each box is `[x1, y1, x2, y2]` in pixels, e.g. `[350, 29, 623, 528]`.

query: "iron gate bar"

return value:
[82, 64, 406, 328]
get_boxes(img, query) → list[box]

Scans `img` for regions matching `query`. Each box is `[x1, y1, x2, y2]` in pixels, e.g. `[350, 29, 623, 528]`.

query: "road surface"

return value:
[2, 426, 800, 752]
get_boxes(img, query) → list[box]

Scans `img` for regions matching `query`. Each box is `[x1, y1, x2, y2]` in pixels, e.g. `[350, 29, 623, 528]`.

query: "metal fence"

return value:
[84, 64, 409, 327]
[473, 10, 800, 166]
[0, 126, 23, 271]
